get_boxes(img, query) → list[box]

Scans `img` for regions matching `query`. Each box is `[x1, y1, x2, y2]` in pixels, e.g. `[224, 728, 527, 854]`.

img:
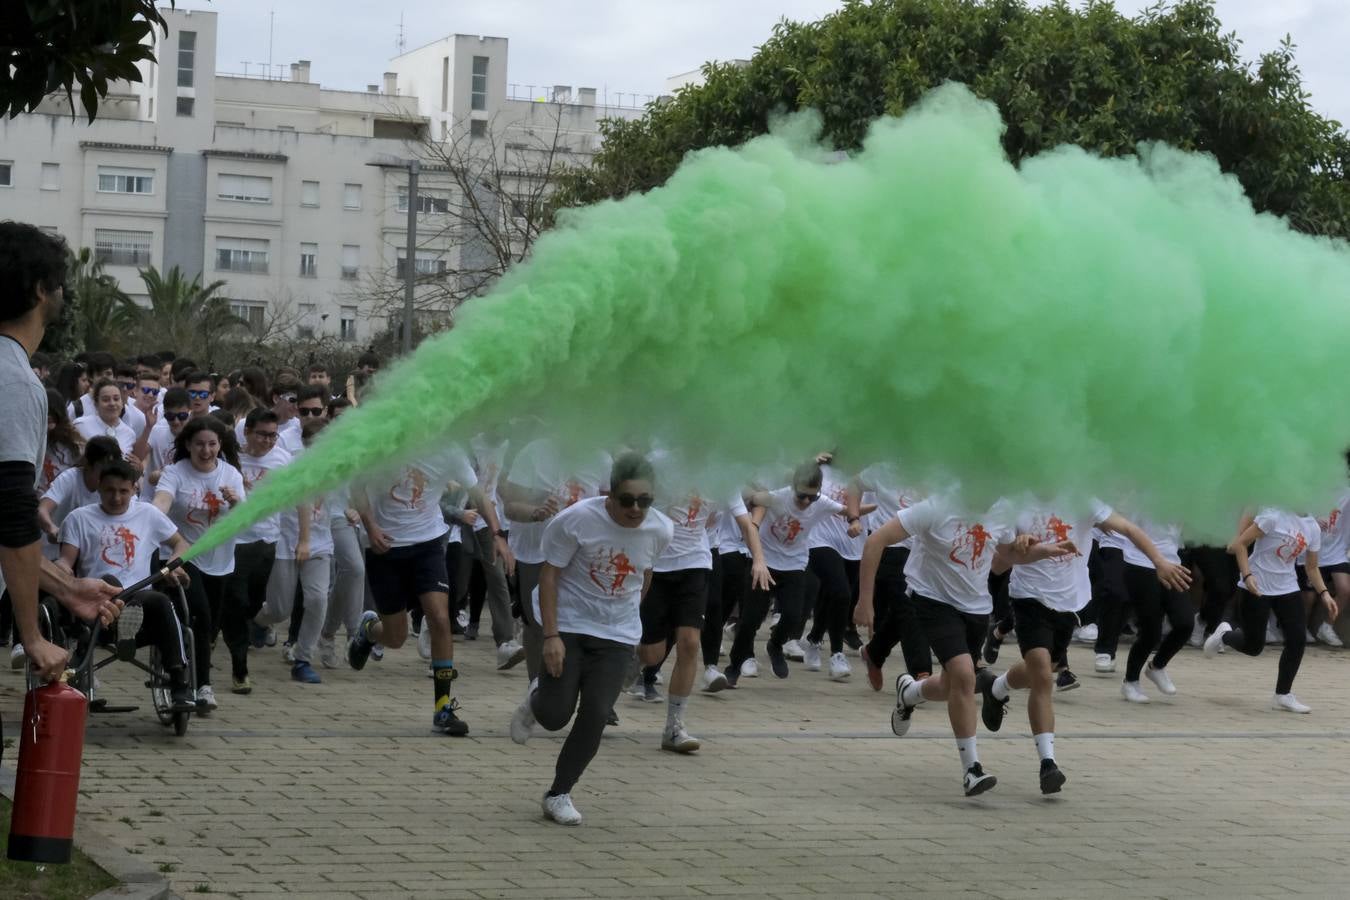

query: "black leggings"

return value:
[1123, 563, 1192, 681]
[225, 540, 275, 678]
[699, 551, 729, 667]
[1191, 545, 1236, 635]
[1093, 547, 1132, 657]
[864, 548, 933, 676]
[728, 568, 808, 669]
[806, 547, 859, 654]
[182, 563, 226, 687]
[531, 632, 632, 794]
[1223, 589, 1306, 695]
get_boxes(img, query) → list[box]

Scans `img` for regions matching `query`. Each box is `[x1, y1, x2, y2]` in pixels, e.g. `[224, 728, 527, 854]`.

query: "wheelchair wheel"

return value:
[24, 600, 64, 693]
[148, 647, 175, 726]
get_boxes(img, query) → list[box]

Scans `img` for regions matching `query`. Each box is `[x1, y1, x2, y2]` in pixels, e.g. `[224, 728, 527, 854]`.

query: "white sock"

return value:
[956, 736, 979, 771]
[902, 677, 927, 707]
[1034, 731, 1055, 762]
[992, 672, 1011, 701]
[666, 694, 688, 731]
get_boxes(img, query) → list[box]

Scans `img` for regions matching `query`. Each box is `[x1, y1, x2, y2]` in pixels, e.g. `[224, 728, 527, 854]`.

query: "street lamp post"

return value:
[403, 158, 419, 354]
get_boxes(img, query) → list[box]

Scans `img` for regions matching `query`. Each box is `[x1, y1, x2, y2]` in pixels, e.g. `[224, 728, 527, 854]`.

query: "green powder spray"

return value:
[184, 82, 1350, 558]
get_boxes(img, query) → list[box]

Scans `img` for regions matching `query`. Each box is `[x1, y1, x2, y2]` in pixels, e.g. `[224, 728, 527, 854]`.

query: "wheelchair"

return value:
[27, 584, 197, 737]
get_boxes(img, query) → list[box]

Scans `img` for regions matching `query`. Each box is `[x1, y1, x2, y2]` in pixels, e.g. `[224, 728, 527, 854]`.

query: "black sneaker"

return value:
[465, 623, 479, 641]
[766, 642, 789, 679]
[606, 708, 620, 726]
[347, 610, 378, 671]
[891, 673, 918, 736]
[723, 664, 740, 689]
[1055, 669, 1080, 692]
[433, 699, 469, 736]
[843, 630, 863, 652]
[1039, 758, 1066, 795]
[170, 681, 195, 712]
[981, 625, 1004, 665]
[977, 667, 1007, 732]
[963, 763, 997, 797]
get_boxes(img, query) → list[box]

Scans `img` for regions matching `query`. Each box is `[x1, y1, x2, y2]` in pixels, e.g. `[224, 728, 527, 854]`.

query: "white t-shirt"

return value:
[278, 417, 303, 456]
[715, 491, 751, 556]
[363, 447, 475, 548]
[505, 439, 612, 564]
[41, 466, 100, 561]
[808, 465, 864, 560]
[123, 402, 147, 437]
[236, 446, 293, 544]
[655, 490, 713, 572]
[899, 497, 1017, 614]
[60, 502, 177, 586]
[39, 443, 79, 496]
[1120, 518, 1183, 569]
[469, 434, 509, 534]
[1009, 499, 1113, 613]
[857, 463, 920, 549]
[74, 415, 137, 455]
[757, 486, 847, 572]
[141, 423, 178, 502]
[538, 496, 673, 645]
[1245, 509, 1320, 597]
[1311, 490, 1350, 567]
[155, 460, 247, 576]
[277, 495, 334, 560]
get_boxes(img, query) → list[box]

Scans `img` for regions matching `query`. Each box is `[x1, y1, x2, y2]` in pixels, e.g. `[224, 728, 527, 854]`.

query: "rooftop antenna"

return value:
[396, 12, 406, 55]
[267, 9, 275, 77]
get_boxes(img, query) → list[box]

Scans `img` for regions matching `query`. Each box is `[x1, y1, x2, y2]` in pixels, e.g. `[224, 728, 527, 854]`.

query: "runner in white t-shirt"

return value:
[802, 456, 865, 680]
[1205, 509, 1336, 713]
[38, 436, 122, 562]
[1302, 486, 1350, 647]
[74, 379, 138, 457]
[508, 452, 674, 826]
[347, 444, 480, 736]
[58, 458, 195, 710]
[858, 494, 1076, 797]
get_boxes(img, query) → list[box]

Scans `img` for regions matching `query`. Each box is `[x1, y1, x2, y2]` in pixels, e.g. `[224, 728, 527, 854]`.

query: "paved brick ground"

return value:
[4, 628, 1350, 899]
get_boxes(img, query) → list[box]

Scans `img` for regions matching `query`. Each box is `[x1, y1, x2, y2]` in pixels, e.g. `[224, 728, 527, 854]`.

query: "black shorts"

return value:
[366, 536, 450, 615]
[912, 593, 987, 666]
[640, 568, 709, 644]
[1297, 562, 1350, 591]
[1010, 597, 1077, 658]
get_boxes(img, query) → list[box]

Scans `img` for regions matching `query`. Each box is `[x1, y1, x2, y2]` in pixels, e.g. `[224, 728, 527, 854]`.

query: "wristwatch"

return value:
[495, 529, 509, 539]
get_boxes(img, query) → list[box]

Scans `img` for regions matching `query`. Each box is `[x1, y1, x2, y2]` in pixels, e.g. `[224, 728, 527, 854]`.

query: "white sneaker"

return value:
[542, 792, 583, 825]
[417, 623, 432, 660]
[828, 652, 851, 681]
[740, 658, 759, 678]
[456, 609, 470, 630]
[1120, 680, 1150, 704]
[1072, 624, 1098, 644]
[318, 635, 338, 669]
[1316, 622, 1344, 647]
[196, 685, 218, 710]
[282, 642, 296, 664]
[1204, 622, 1232, 658]
[781, 639, 804, 661]
[1093, 653, 1115, 674]
[496, 639, 526, 670]
[510, 681, 538, 744]
[1144, 662, 1176, 696]
[1272, 692, 1311, 714]
[9, 643, 25, 670]
[802, 640, 822, 671]
[661, 722, 701, 753]
[702, 665, 728, 693]
[1187, 619, 1205, 649]
[1266, 615, 1283, 645]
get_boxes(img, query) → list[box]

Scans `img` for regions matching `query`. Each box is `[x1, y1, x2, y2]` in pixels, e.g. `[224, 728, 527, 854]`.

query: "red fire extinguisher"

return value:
[7, 670, 89, 864]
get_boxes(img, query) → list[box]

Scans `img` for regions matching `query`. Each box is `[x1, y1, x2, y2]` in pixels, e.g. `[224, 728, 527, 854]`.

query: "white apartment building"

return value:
[0, 7, 646, 345]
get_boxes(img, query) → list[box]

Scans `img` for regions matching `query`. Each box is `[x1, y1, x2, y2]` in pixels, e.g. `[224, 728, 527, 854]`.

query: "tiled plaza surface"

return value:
[4, 627, 1349, 899]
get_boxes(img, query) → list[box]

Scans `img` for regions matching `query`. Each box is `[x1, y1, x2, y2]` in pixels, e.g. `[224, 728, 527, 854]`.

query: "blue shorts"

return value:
[365, 536, 450, 614]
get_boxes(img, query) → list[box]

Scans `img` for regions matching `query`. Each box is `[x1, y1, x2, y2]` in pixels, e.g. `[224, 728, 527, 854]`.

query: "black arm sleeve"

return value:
[0, 461, 40, 548]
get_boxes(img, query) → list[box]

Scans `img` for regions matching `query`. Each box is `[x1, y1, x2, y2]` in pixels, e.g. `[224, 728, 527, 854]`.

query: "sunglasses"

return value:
[615, 493, 654, 509]
[297, 407, 325, 417]
[279, 393, 298, 404]
[139, 385, 159, 396]
[188, 389, 211, 400]
[164, 411, 190, 422]
[119, 381, 138, 391]
[795, 492, 820, 503]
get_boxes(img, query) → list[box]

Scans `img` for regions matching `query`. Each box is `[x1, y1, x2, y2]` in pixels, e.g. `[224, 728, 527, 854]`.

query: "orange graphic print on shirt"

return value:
[770, 516, 804, 545]
[389, 468, 428, 509]
[676, 495, 704, 529]
[42, 456, 59, 490]
[99, 525, 139, 569]
[1319, 509, 1340, 534]
[563, 480, 585, 508]
[242, 465, 268, 493]
[1276, 531, 1308, 563]
[186, 490, 225, 528]
[588, 547, 639, 595]
[948, 523, 991, 569]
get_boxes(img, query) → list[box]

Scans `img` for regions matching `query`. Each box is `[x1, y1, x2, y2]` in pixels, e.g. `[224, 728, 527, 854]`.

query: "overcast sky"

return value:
[200, 0, 1349, 125]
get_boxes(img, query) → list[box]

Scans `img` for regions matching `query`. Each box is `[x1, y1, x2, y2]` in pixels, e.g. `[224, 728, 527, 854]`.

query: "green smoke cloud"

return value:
[185, 82, 1350, 558]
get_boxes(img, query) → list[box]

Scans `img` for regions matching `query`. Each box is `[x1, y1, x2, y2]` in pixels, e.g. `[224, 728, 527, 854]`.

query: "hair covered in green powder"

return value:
[184, 82, 1350, 560]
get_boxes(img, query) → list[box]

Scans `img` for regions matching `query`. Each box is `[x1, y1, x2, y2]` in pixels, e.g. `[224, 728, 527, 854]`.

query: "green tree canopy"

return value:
[562, 0, 1349, 239]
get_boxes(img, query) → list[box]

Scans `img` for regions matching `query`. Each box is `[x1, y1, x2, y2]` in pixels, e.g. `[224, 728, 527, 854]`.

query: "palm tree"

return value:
[69, 248, 138, 353]
[134, 266, 250, 362]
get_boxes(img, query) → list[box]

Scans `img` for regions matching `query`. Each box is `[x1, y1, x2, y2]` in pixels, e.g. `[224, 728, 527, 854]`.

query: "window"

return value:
[470, 119, 487, 139]
[396, 252, 448, 280]
[297, 303, 317, 339]
[339, 306, 358, 342]
[342, 183, 362, 210]
[299, 242, 317, 277]
[177, 31, 196, 88]
[471, 56, 488, 111]
[228, 300, 266, 335]
[93, 229, 152, 267]
[41, 163, 59, 190]
[0, 162, 11, 187]
[176, 96, 194, 117]
[97, 166, 154, 194]
[217, 174, 272, 203]
[215, 237, 270, 273]
[301, 180, 319, 207]
[341, 244, 360, 280]
[396, 188, 449, 214]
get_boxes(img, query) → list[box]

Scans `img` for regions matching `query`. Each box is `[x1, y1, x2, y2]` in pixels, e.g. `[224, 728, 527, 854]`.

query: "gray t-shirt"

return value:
[0, 336, 48, 484]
